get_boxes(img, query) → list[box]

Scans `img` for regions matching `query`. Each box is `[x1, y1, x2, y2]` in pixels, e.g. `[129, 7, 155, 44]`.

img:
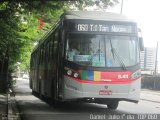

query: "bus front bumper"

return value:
[63, 76, 141, 103]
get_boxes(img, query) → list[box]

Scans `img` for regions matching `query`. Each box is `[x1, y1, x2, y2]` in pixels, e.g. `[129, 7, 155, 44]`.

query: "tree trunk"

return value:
[0, 52, 9, 93]
[0, 58, 5, 93]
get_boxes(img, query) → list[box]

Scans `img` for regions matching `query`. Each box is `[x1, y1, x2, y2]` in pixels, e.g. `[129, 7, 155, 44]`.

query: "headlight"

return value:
[73, 73, 79, 78]
[65, 67, 80, 78]
[67, 70, 72, 76]
[131, 70, 141, 80]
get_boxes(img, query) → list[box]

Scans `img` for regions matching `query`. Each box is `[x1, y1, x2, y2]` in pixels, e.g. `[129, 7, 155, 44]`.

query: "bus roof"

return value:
[32, 11, 136, 54]
[62, 11, 135, 22]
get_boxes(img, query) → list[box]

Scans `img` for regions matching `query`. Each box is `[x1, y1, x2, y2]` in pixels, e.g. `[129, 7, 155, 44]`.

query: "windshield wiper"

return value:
[110, 40, 126, 70]
[98, 40, 101, 61]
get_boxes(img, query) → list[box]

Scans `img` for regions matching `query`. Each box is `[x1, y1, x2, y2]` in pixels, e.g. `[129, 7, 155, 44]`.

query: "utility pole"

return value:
[153, 41, 158, 90]
[120, 0, 124, 14]
[154, 41, 158, 75]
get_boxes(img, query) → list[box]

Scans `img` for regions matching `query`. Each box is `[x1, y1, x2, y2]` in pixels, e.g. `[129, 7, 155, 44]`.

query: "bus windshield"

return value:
[65, 34, 139, 68]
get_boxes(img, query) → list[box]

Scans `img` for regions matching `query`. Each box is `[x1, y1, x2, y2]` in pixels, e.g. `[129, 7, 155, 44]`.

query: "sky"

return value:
[107, 0, 160, 71]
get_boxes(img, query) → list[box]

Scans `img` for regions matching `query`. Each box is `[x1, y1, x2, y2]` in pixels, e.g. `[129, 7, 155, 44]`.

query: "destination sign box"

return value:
[69, 22, 135, 33]
[77, 24, 110, 32]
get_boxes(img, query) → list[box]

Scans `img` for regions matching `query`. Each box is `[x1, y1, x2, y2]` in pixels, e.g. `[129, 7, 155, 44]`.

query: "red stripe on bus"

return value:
[65, 76, 140, 84]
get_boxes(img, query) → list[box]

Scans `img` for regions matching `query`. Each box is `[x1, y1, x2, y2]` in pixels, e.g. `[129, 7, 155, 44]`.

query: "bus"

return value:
[30, 11, 144, 110]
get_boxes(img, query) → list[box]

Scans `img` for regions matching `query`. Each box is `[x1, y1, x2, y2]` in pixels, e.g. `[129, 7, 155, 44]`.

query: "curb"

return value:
[140, 98, 160, 104]
[7, 89, 21, 120]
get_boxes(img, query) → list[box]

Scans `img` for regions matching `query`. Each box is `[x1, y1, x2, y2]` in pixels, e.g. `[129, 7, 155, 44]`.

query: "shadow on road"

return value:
[13, 79, 136, 120]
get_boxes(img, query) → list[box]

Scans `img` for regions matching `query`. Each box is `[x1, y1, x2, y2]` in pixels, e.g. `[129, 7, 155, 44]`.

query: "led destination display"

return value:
[69, 22, 136, 33]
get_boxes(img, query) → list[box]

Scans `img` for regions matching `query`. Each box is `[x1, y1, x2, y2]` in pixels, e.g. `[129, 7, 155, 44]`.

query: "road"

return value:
[13, 79, 160, 120]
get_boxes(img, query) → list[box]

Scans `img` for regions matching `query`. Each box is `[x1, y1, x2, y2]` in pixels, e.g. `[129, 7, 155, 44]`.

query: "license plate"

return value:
[99, 90, 112, 95]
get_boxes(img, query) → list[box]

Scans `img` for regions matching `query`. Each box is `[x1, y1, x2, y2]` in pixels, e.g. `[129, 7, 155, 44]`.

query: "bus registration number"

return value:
[99, 90, 112, 95]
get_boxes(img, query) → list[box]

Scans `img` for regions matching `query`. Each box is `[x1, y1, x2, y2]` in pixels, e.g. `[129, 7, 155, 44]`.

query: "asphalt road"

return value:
[13, 78, 160, 120]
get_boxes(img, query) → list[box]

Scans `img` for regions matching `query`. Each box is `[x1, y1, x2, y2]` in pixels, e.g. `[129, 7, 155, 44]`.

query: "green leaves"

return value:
[0, 0, 118, 73]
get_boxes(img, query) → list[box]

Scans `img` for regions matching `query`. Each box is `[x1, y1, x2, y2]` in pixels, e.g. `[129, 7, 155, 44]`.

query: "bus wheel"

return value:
[107, 101, 119, 110]
[52, 100, 62, 108]
[32, 90, 36, 95]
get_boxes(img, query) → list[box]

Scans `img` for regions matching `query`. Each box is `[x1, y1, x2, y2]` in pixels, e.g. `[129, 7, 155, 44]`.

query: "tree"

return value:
[0, 0, 118, 92]
[67, 0, 118, 11]
[0, 1, 22, 92]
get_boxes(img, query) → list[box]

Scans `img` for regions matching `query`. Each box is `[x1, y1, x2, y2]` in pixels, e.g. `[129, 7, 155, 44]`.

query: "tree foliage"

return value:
[0, 0, 118, 74]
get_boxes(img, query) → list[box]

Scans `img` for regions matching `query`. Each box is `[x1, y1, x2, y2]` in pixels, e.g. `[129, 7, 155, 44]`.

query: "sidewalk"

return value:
[140, 89, 160, 103]
[0, 93, 20, 120]
[0, 94, 7, 117]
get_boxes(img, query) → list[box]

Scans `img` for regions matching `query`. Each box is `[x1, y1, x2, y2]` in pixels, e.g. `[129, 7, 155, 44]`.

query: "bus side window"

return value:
[52, 31, 58, 72]
[49, 40, 53, 62]
[43, 44, 45, 65]
[30, 55, 33, 69]
[47, 42, 50, 62]
[33, 55, 35, 68]
[54, 32, 58, 56]
[51, 34, 54, 60]
[41, 45, 44, 65]
[38, 48, 42, 65]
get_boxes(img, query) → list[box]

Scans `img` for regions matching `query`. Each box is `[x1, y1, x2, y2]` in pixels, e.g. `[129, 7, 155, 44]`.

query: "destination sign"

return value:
[69, 23, 135, 33]
[77, 24, 110, 32]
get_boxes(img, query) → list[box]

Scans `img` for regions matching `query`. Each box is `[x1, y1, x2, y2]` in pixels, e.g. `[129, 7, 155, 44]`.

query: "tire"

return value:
[107, 101, 119, 110]
[32, 90, 35, 95]
[52, 100, 63, 108]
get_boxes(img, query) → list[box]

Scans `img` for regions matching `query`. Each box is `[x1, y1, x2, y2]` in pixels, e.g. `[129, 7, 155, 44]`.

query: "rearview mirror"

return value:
[139, 37, 144, 51]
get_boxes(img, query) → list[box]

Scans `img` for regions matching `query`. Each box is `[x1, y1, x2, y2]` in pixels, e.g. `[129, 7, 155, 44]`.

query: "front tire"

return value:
[107, 101, 119, 110]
